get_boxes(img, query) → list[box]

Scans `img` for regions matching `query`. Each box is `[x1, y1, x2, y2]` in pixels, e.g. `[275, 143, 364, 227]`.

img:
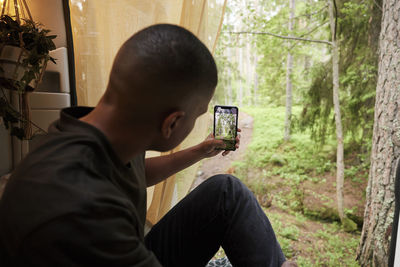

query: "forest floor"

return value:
[194, 107, 368, 266]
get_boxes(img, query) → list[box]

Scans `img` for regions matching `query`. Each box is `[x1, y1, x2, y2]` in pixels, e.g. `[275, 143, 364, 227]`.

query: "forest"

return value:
[208, 0, 400, 265]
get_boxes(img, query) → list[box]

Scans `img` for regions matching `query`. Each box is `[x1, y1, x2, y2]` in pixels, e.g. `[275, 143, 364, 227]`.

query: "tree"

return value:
[357, 0, 400, 264]
[226, 46, 233, 105]
[219, 0, 354, 226]
[253, 53, 259, 105]
[212, 7, 241, 107]
[300, 0, 380, 152]
[284, 0, 295, 141]
[328, 0, 345, 222]
[224, 0, 351, 224]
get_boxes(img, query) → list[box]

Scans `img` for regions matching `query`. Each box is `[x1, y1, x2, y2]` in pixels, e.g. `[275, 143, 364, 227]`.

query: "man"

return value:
[0, 24, 295, 266]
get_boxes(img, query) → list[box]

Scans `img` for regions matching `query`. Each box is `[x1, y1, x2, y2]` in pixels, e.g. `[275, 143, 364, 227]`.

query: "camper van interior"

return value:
[0, 1, 399, 266]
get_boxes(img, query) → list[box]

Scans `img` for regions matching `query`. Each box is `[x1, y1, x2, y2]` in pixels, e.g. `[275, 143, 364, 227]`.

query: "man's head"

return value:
[98, 24, 217, 153]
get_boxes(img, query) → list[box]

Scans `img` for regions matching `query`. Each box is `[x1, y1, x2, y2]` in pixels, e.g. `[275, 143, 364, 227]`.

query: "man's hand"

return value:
[198, 129, 242, 158]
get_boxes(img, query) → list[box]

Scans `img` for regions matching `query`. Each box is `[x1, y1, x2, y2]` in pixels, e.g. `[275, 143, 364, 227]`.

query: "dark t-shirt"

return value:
[0, 107, 161, 266]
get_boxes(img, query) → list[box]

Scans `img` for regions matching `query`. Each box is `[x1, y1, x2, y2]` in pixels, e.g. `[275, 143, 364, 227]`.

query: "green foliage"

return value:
[229, 106, 365, 264]
[0, 15, 56, 55]
[267, 211, 360, 266]
[308, 225, 360, 266]
[234, 106, 334, 216]
[244, 0, 329, 106]
[298, 0, 381, 159]
[212, 0, 377, 262]
[0, 15, 56, 91]
[266, 212, 299, 258]
[215, 0, 380, 167]
[270, 153, 286, 166]
[0, 95, 25, 139]
[240, 106, 334, 176]
[304, 206, 340, 222]
[297, 61, 334, 143]
[342, 217, 358, 232]
[215, 111, 236, 140]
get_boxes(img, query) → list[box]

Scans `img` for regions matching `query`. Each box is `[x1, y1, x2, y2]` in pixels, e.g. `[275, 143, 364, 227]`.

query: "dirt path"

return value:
[191, 112, 254, 190]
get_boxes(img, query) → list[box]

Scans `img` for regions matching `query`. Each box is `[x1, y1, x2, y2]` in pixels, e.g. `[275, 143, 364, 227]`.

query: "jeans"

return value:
[145, 175, 286, 267]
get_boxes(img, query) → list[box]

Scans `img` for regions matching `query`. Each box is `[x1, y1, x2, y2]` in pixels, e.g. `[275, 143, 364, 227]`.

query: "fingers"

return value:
[207, 138, 225, 150]
[235, 133, 241, 147]
[236, 134, 241, 143]
[236, 129, 242, 142]
[214, 139, 225, 147]
[222, 151, 230, 156]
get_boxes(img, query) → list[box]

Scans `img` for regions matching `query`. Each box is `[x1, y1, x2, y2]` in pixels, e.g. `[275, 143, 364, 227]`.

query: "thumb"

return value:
[212, 139, 225, 148]
[204, 138, 224, 148]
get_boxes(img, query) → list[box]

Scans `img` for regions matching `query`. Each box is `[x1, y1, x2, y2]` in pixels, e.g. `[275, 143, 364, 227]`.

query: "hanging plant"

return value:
[0, 10, 56, 140]
[0, 15, 56, 92]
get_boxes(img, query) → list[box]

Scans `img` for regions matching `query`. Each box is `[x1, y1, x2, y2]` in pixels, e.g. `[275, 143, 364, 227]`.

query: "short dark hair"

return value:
[121, 24, 217, 95]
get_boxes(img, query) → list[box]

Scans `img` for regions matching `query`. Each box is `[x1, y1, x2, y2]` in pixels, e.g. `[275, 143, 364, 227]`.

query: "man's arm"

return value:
[145, 137, 222, 187]
[145, 131, 241, 187]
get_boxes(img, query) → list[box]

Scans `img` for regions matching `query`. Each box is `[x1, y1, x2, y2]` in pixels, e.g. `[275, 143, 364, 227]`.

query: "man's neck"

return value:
[80, 105, 150, 164]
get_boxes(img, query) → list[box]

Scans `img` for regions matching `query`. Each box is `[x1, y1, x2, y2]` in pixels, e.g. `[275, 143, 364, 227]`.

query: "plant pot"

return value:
[0, 45, 35, 91]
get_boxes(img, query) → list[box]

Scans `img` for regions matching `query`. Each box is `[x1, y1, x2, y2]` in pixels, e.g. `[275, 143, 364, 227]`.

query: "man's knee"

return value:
[206, 174, 241, 186]
[206, 174, 252, 199]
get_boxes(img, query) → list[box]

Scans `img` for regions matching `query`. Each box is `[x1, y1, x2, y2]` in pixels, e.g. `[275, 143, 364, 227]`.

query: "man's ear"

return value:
[161, 111, 185, 139]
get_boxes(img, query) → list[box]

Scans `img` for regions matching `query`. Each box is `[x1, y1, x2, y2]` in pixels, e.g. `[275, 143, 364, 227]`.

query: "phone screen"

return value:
[213, 105, 238, 151]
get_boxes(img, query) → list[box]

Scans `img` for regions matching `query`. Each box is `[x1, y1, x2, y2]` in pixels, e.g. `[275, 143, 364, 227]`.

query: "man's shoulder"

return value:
[0, 133, 136, 255]
[32, 130, 107, 162]
[19, 131, 112, 178]
[0, 133, 119, 230]
[4, 130, 123, 200]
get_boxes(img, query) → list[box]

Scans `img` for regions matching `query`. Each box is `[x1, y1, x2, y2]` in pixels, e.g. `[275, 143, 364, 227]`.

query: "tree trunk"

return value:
[246, 34, 252, 106]
[238, 45, 243, 107]
[328, 0, 345, 221]
[304, 55, 310, 76]
[237, 5, 244, 107]
[253, 53, 258, 105]
[224, 86, 228, 105]
[284, 0, 295, 141]
[253, 0, 260, 106]
[227, 47, 232, 105]
[357, 0, 400, 265]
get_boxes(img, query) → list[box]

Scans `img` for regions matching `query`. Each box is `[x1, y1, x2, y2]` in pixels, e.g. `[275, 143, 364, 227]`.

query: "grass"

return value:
[239, 106, 336, 176]
[269, 210, 360, 266]
[229, 106, 364, 266]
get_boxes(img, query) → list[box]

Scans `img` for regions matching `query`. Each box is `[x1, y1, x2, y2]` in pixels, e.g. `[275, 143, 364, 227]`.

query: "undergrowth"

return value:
[230, 106, 365, 266]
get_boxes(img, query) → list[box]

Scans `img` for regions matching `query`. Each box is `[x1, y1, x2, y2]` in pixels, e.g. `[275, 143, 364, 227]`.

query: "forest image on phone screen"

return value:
[215, 107, 237, 150]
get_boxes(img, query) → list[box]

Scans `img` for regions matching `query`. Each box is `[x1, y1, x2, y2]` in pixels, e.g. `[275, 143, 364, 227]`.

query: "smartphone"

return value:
[213, 105, 239, 151]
